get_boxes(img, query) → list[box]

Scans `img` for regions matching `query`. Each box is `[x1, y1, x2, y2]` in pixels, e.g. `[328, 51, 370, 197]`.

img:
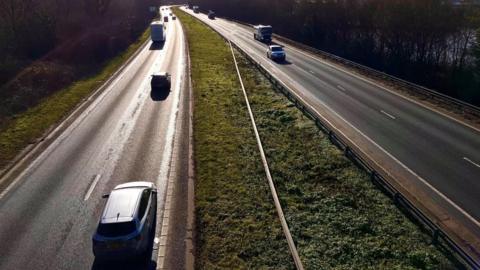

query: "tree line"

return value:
[192, 0, 480, 105]
[0, 0, 158, 127]
[0, 0, 157, 85]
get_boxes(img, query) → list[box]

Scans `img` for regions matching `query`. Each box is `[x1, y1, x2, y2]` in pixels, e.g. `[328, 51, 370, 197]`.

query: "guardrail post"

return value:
[393, 192, 401, 204]
[432, 228, 439, 245]
[344, 146, 351, 158]
[328, 131, 335, 142]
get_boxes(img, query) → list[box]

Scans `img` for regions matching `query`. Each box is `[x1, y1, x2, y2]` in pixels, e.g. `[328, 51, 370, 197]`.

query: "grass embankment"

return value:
[233, 49, 457, 268]
[178, 8, 458, 270]
[175, 8, 295, 269]
[0, 27, 151, 169]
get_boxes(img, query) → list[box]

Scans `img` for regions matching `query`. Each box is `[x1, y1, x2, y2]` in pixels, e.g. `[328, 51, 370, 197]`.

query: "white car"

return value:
[267, 45, 286, 61]
[92, 182, 157, 261]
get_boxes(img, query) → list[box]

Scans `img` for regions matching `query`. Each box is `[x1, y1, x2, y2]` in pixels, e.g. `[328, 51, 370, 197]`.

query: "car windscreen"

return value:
[271, 47, 283, 52]
[97, 221, 136, 237]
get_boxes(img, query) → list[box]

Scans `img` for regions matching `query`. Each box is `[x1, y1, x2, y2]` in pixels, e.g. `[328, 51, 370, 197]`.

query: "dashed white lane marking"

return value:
[381, 110, 396, 120]
[463, 157, 480, 168]
[336, 85, 346, 92]
[84, 174, 101, 201]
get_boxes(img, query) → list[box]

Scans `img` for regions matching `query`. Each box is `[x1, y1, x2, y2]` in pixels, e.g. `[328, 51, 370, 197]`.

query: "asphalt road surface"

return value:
[0, 9, 187, 270]
[183, 8, 480, 252]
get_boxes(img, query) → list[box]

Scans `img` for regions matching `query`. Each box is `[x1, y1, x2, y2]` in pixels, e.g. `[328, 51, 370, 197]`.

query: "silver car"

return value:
[267, 45, 286, 61]
[92, 182, 157, 261]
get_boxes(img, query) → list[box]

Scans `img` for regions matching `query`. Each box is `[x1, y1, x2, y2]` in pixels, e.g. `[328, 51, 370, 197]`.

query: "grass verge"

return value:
[175, 8, 296, 270]
[0, 27, 151, 169]
[233, 46, 458, 269]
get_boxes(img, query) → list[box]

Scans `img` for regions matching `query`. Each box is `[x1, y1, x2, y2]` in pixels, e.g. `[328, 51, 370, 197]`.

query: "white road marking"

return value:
[463, 157, 480, 168]
[381, 110, 396, 120]
[309, 70, 315, 75]
[336, 85, 346, 92]
[84, 174, 101, 201]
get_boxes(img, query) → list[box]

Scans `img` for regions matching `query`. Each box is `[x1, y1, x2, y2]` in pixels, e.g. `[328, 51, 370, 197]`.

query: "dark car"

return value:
[92, 182, 157, 261]
[151, 72, 171, 91]
[208, 11, 215, 19]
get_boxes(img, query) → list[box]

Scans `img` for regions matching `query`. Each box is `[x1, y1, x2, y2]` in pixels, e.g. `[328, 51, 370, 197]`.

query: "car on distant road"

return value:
[172, 16, 176, 20]
[92, 182, 157, 261]
[208, 10, 215, 19]
[267, 45, 286, 61]
[163, 15, 168, 22]
[151, 72, 171, 91]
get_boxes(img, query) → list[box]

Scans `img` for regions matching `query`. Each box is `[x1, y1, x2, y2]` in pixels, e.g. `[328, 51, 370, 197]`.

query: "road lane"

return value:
[0, 11, 186, 270]
[183, 7, 480, 256]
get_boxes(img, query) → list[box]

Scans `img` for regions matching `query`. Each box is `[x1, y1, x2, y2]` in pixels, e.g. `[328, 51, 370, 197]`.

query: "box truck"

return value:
[150, 21, 165, 42]
[253, 25, 273, 43]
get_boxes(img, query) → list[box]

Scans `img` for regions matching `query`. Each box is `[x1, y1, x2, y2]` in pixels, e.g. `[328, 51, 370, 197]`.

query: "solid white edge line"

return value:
[229, 41, 304, 270]
[84, 174, 101, 201]
[380, 110, 396, 120]
[203, 16, 480, 228]
[463, 157, 480, 169]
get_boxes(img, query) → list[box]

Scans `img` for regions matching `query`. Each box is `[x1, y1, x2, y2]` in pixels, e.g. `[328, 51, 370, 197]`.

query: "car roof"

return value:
[101, 188, 144, 223]
[270, 45, 283, 49]
[114, 181, 155, 190]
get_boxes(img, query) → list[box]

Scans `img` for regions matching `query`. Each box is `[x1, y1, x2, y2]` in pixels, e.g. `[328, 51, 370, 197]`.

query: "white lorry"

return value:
[150, 21, 165, 42]
[253, 25, 273, 43]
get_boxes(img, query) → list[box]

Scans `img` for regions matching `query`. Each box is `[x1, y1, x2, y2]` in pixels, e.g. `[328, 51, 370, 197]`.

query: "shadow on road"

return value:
[277, 59, 293, 65]
[149, 41, 165, 51]
[150, 86, 170, 101]
[91, 259, 157, 270]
